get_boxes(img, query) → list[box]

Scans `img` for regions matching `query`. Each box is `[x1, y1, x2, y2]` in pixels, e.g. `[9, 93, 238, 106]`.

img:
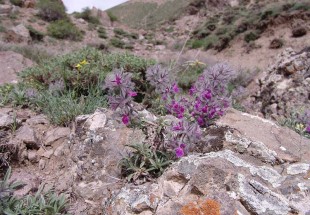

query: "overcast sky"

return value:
[62, 0, 129, 13]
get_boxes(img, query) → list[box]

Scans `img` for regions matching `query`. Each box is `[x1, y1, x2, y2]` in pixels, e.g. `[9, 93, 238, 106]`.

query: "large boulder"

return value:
[104, 109, 310, 215]
[0, 51, 33, 85]
[244, 48, 310, 118]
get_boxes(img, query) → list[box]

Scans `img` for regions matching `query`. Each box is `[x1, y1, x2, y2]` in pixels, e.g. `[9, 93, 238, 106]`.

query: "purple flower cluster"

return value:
[189, 64, 233, 126]
[145, 63, 234, 158]
[166, 98, 187, 119]
[166, 119, 202, 157]
[146, 65, 179, 100]
[105, 63, 234, 158]
[104, 70, 137, 125]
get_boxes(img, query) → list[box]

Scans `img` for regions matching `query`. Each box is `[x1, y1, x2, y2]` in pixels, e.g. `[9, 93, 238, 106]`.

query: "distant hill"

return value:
[108, 0, 191, 29]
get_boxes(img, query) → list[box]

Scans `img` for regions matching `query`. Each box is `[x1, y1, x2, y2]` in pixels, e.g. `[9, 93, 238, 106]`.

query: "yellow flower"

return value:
[185, 60, 206, 67]
[75, 63, 82, 70]
[75, 59, 89, 70]
[80, 59, 89, 66]
[295, 123, 305, 132]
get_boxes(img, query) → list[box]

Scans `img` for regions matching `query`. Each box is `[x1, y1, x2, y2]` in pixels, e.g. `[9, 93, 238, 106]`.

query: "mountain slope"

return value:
[108, 0, 191, 29]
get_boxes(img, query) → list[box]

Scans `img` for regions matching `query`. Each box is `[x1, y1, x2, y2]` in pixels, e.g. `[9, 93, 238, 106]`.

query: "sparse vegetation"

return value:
[9, 0, 23, 7]
[107, 11, 118, 26]
[0, 45, 51, 63]
[279, 110, 310, 139]
[244, 31, 259, 43]
[27, 25, 45, 42]
[119, 144, 173, 183]
[108, 0, 189, 29]
[74, 7, 100, 25]
[110, 37, 125, 49]
[97, 27, 108, 39]
[0, 24, 6, 33]
[47, 20, 83, 41]
[0, 167, 69, 214]
[188, 1, 310, 51]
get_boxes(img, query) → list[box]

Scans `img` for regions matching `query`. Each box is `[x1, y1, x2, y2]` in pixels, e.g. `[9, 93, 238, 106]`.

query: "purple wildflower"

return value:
[189, 86, 196, 96]
[128, 91, 137, 97]
[122, 115, 129, 125]
[175, 147, 184, 158]
[197, 116, 204, 126]
[113, 74, 122, 85]
[172, 83, 179, 93]
[306, 125, 310, 133]
[203, 90, 212, 100]
[172, 121, 183, 131]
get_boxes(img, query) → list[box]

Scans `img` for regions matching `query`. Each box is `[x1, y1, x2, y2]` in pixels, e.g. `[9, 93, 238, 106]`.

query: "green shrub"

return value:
[37, 0, 67, 21]
[9, 0, 22, 6]
[124, 44, 134, 50]
[110, 37, 125, 48]
[27, 25, 45, 41]
[188, 35, 219, 50]
[114, 28, 127, 36]
[13, 48, 154, 125]
[74, 7, 100, 25]
[0, 24, 5, 33]
[244, 31, 259, 43]
[289, 2, 310, 11]
[20, 47, 155, 94]
[47, 20, 83, 41]
[188, 39, 205, 49]
[97, 27, 107, 39]
[203, 35, 219, 50]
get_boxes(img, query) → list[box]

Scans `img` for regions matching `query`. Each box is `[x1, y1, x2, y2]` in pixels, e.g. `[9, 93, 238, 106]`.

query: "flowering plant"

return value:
[104, 69, 137, 125]
[105, 63, 235, 158]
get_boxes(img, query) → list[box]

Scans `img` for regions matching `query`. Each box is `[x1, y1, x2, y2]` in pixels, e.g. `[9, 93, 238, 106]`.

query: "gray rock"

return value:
[26, 114, 49, 125]
[44, 127, 70, 146]
[238, 174, 291, 215]
[53, 144, 64, 157]
[105, 150, 296, 214]
[85, 109, 107, 131]
[244, 48, 310, 118]
[287, 163, 310, 175]
[27, 150, 38, 163]
[42, 149, 54, 159]
[217, 108, 310, 163]
[15, 125, 39, 149]
[0, 114, 15, 128]
[75, 181, 105, 200]
[39, 159, 46, 170]
[0, 51, 34, 85]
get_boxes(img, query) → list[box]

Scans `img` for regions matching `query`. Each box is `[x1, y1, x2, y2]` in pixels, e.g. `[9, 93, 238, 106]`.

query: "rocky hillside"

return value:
[0, 0, 309, 215]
